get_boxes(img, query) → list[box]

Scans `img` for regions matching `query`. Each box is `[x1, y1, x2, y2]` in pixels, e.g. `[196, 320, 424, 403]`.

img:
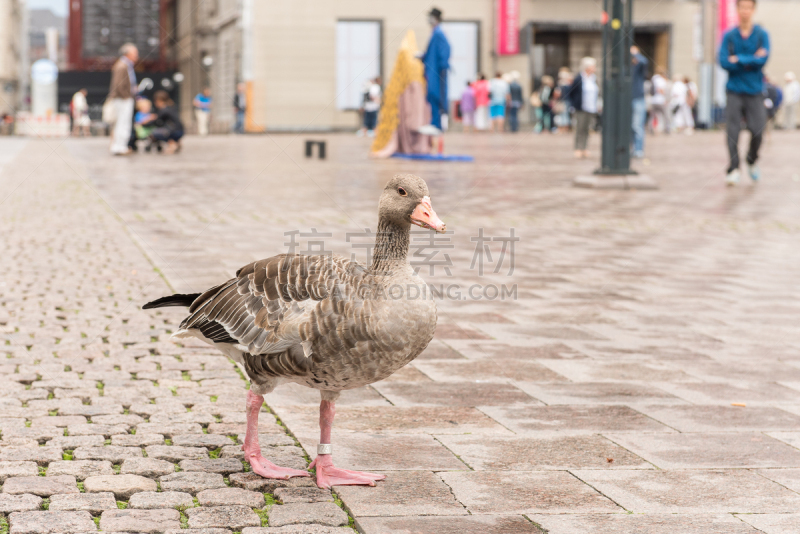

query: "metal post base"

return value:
[573, 174, 658, 190]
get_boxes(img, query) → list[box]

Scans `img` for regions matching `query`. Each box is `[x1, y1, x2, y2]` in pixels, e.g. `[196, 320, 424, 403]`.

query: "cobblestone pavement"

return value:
[1, 130, 800, 534]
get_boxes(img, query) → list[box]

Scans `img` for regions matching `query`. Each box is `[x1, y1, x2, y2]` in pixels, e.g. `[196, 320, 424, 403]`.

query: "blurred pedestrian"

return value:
[539, 75, 555, 133]
[459, 81, 476, 132]
[107, 43, 138, 155]
[193, 87, 212, 136]
[719, 0, 769, 186]
[233, 82, 246, 134]
[566, 57, 598, 159]
[670, 75, 694, 134]
[507, 71, 523, 132]
[650, 67, 670, 133]
[361, 77, 382, 137]
[147, 90, 184, 154]
[133, 98, 156, 150]
[489, 71, 509, 132]
[630, 45, 649, 158]
[71, 88, 90, 137]
[763, 75, 782, 133]
[685, 76, 699, 125]
[783, 72, 800, 130]
[472, 74, 490, 131]
[554, 67, 573, 133]
[418, 7, 450, 135]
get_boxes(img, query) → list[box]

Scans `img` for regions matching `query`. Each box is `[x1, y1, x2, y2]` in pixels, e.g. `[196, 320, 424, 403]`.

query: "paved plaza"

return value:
[1, 130, 800, 534]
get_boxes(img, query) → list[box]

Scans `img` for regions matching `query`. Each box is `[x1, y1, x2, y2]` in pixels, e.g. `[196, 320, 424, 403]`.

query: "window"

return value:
[336, 20, 381, 110]
[440, 21, 480, 102]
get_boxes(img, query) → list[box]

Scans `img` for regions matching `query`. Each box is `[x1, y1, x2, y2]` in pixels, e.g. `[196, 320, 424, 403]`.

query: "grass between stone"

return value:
[1, 516, 9, 534]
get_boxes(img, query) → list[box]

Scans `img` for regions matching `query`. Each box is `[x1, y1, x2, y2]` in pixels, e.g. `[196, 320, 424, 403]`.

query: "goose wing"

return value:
[180, 254, 368, 359]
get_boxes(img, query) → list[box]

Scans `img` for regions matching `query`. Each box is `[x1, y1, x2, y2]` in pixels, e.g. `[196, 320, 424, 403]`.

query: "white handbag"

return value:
[102, 99, 117, 124]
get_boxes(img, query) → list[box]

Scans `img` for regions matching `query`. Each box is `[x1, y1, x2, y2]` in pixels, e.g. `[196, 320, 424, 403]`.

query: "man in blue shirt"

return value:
[418, 7, 450, 135]
[630, 45, 649, 158]
[719, 0, 769, 185]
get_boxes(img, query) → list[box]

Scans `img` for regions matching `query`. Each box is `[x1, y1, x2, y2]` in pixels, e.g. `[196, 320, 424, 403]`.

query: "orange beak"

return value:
[410, 196, 446, 233]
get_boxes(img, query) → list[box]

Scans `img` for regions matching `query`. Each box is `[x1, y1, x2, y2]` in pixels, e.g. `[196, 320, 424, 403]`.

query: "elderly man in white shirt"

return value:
[566, 56, 599, 159]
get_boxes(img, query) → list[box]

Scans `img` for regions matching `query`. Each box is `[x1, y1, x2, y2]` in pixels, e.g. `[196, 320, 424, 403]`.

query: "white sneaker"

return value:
[726, 169, 740, 186]
[747, 163, 761, 182]
[417, 124, 443, 136]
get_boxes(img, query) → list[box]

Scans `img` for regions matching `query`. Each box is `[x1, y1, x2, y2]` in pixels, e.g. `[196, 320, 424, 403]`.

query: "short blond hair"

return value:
[580, 57, 596, 72]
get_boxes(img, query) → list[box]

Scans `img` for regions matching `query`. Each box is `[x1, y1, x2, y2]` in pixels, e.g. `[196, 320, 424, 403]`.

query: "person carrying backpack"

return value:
[719, 0, 770, 186]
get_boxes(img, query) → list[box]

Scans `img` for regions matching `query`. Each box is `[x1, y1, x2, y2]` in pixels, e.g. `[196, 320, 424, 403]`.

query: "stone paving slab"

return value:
[436, 434, 652, 470]
[128, 490, 194, 509]
[513, 382, 686, 405]
[736, 513, 800, 534]
[756, 468, 800, 493]
[634, 405, 800, 432]
[477, 405, 674, 434]
[46, 460, 114, 481]
[439, 471, 621, 514]
[83, 474, 157, 499]
[8, 510, 97, 534]
[100, 509, 181, 533]
[2, 476, 79, 496]
[606, 432, 800, 469]
[243, 527, 346, 534]
[370, 382, 540, 407]
[0, 462, 39, 483]
[0, 493, 43, 513]
[654, 381, 800, 406]
[48, 492, 117, 513]
[196, 487, 265, 508]
[572, 469, 800, 513]
[267, 503, 349, 528]
[333, 471, 466, 517]
[275, 405, 512, 435]
[412, 359, 568, 383]
[528, 513, 761, 533]
[355, 515, 542, 534]
[185, 505, 261, 530]
[159, 472, 227, 494]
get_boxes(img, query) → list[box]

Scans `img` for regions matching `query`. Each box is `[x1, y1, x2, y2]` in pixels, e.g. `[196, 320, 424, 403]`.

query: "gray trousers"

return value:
[574, 111, 595, 150]
[725, 92, 766, 173]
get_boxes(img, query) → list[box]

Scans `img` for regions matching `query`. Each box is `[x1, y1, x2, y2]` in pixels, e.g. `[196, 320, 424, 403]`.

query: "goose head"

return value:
[378, 174, 446, 233]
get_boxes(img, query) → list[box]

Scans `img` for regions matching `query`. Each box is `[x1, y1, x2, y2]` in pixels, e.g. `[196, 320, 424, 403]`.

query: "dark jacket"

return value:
[565, 74, 583, 112]
[631, 53, 649, 99]
[145, 105, 183, 132]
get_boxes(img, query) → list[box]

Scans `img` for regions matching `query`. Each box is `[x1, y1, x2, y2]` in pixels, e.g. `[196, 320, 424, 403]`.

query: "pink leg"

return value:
[243, 390, 309, 479]
[309, 400, 385, 489]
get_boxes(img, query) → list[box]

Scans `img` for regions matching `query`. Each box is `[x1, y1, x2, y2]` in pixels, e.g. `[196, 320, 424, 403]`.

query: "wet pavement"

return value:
[1, 130, 799, 533]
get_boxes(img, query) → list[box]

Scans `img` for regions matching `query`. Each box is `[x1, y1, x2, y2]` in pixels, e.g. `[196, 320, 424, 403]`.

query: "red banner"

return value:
[717, 0, 738, 45]
[497, 0, 520, 55]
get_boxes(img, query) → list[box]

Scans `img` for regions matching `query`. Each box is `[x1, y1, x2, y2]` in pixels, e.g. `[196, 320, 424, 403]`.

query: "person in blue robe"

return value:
[420, 8, 451, 132]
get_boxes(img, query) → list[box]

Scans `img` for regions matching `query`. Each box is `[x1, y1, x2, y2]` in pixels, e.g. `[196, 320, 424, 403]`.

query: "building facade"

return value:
[172, 0, 243, 133]
[174, 0, 800, 132]
[0, 0, 23, 115]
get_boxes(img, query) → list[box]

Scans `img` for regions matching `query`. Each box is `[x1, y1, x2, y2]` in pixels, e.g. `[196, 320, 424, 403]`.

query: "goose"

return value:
[143, 174, 446, 488]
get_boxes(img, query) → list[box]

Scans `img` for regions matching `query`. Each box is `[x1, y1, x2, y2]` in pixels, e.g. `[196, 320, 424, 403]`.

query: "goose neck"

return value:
[370, 218, 410, 272]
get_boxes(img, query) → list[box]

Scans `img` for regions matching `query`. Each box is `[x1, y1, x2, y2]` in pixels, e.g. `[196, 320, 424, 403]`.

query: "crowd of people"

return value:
[71, 42, 250, 155]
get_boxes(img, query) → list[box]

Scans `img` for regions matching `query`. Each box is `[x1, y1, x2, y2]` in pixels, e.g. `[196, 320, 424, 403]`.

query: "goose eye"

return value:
[398, 187, 407, 196]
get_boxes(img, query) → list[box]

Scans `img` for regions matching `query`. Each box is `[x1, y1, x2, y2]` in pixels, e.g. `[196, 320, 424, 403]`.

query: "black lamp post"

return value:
[575, 0, 656, 189]
[596, 0, 636, 175]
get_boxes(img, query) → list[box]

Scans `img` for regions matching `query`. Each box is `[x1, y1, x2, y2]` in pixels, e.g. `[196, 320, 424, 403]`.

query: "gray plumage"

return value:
[144, 174, 441, 398]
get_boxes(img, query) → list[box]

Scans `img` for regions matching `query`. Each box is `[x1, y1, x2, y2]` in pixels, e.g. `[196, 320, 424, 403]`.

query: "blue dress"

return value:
[421, 25, 451, 129]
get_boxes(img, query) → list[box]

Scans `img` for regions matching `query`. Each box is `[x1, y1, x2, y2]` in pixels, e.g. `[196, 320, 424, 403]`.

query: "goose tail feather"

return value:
[142, 293, 201, 310]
